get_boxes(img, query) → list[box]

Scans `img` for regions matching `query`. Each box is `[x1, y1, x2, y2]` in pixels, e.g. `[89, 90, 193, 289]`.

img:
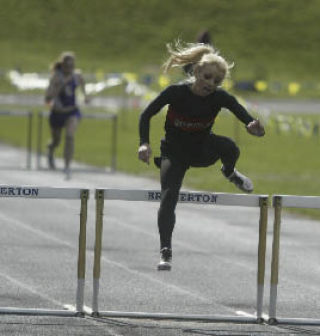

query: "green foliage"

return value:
[0, 0, 319, 80]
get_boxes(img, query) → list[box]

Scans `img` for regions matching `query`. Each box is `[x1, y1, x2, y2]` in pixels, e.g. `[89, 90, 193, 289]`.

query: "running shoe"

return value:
[64, 167, 72, 180]
[222, 167, 253, 193]
[157, 247, 172, 271]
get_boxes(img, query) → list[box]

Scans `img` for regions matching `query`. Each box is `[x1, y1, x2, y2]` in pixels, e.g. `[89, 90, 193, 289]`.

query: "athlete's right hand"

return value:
[138, 143, 152, 165]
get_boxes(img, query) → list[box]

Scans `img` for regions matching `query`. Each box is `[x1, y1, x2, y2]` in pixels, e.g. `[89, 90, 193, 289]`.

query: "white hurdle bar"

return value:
[0, 185, 89, 317]
[92, 189, 269, 323]
[269, 195, 320, 326]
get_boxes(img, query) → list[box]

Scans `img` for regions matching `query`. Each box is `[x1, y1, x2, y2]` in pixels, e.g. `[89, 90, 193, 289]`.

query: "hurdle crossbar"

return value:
[0, 185, 89, 317]
[268, 195, 320, 326]
[0, 110, 33, 169]
[92, 188, 269, 323]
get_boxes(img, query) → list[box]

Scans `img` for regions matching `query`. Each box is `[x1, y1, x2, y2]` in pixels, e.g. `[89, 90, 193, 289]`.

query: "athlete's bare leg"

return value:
[64, 116, 79, 172]
[47, 128, 62, 169]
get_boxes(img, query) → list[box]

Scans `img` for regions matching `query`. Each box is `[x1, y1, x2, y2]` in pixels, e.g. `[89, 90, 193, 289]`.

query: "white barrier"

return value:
[36, 111, 117, 172]
[92, 188, 269, 323]
[269, 195, 320, 326]
[0, 110, 33, 169]
[0, 185, 89, 317]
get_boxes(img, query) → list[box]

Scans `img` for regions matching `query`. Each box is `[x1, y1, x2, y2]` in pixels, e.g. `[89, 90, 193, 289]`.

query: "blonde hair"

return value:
[163, 41, 233, 78]
[51, 51, 75, 72]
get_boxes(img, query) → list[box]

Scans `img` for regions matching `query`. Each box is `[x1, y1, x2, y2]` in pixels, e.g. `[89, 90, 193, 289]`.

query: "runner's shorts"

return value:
[49, 108, 81, 128]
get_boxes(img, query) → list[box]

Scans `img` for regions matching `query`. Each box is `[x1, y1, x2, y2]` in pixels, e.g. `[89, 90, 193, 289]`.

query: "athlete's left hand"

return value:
[138, 143, 152, 165]
[246, 119, 265, 137]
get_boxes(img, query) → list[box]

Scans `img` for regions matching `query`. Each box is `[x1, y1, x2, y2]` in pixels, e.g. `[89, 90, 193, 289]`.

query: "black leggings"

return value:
[158, 134, 240, 249]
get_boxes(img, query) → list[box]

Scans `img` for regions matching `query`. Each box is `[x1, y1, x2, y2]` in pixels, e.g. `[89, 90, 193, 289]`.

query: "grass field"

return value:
[1, 104, 319, 218]
[0, 0, 319, 82]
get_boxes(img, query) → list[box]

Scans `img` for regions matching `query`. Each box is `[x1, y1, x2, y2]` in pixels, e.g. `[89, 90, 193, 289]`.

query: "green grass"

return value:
[0, 0, 319, 82]
[1, 105, 319, 218]
[1, 0, 320, 98]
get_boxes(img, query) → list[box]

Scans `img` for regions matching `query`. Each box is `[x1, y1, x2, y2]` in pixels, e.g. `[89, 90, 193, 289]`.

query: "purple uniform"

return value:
[49, 73, 81, 128]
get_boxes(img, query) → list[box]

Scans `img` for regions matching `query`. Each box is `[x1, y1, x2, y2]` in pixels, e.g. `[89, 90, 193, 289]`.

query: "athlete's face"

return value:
[193, 63, 225, 96]
[61, 57, 75, 75]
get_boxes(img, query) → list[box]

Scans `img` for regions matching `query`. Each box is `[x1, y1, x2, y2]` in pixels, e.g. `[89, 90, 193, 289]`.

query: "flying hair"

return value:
[163, 40, 233, 78]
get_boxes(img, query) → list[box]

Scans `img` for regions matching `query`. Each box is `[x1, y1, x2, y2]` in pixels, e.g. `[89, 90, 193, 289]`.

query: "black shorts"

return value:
[49, 108, 81, 128]
[160, 133, 238, 168]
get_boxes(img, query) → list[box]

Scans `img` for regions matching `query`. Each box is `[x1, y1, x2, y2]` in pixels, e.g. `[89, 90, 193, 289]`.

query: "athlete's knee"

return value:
[65, 135, 74, 145]
[223, 139, 240, 159]
[50, 137, 61, 148]
[220, 142, 240, 176]
[65, 117, 78, 137]
[49, 128, 62, 148]
[232, 144, 240, 160]
[160, 187, 180, 208]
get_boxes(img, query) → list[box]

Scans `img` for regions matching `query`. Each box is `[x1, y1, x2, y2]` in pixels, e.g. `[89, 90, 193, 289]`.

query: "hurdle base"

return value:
[268, 317, 320, 326]
[0, 307, 81, 317]
[94, 310, 262, 323]
[75, 311, 85, 318]
[92, 311, 100, 318]
[268, 317, 278, 325]
[256, 317, 265, 324]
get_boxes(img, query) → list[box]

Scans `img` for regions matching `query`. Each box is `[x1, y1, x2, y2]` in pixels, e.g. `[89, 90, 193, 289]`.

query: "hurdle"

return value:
[269, 195, 320, 326]
[92, 188, 268, 323]
[0, 185, 89, 317]
[0, 110, 33, 169]
[36, 111, 117, 171]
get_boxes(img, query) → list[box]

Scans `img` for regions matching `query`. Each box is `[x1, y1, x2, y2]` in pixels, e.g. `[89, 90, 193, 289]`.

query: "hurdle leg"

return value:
[268, 196, 282, 324]
[37, 112, 43, 170]
[256, 196, 268, 322]
[26, 111, 33, 169]
[92, 189, 105, 316]
[75, 189, 89, 315]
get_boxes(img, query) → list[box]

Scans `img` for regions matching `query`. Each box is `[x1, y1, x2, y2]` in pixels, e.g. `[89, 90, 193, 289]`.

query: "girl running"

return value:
[138, 41, 265, 270]
[45, 51, 89, 179]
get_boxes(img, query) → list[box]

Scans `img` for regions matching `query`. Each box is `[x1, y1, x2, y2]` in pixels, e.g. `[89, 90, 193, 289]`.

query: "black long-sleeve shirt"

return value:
[139, 83, 254, 145]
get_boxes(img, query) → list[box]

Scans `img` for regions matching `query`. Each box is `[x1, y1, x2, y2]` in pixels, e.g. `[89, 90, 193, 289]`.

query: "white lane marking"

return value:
[0, 271, 120, 336]
[0, 212, 215, 305]
[64, 304, 123, 336]
[0, 271, 63, 307]
[0, 212, 74, 246]
[112, 218, 257, 271]
[99, 255, 211, 304]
